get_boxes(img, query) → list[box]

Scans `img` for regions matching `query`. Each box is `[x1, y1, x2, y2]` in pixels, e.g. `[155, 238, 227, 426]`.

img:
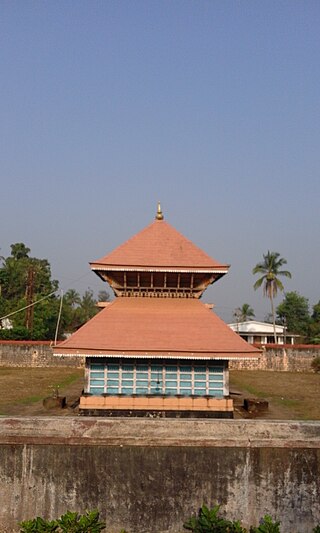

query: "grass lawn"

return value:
[0, 367, 83, 416]
[230, 370, 320, 420]
[0, 367, 318, 420]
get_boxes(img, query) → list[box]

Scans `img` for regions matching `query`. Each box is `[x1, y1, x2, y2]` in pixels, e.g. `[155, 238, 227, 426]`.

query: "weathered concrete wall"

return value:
[230, 345, 320, 372]
[0, 341, 84, 367]
[0, 342, 319, 372]
[0, 418, 319, 533]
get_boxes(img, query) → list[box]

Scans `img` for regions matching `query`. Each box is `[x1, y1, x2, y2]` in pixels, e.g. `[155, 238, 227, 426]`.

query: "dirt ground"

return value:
[0, 367, 318, 419]
[0, 367, 84, 417]
[230, 370, 320, 420]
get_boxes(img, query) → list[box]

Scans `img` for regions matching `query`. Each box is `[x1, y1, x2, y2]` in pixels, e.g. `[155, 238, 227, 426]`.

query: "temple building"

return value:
[54, 205, 259, 417]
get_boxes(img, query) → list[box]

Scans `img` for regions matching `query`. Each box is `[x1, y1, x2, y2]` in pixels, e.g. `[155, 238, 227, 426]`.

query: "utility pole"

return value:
[283, 316, 287, 345]
[25, 266, 35, 332]
[233, 308, 241, 334]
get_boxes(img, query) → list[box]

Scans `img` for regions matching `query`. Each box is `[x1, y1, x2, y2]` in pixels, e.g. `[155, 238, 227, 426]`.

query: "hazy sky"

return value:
[1, 1, 319, 322]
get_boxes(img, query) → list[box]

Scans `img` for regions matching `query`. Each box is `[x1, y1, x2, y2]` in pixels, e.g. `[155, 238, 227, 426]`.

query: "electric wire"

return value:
[54, 290, 64, 346]
[0, 290, 58, 321]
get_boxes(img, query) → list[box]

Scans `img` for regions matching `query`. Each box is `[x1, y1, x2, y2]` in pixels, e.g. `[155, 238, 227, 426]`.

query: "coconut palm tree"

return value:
[233, 303, 255, 323]
[253, 251, 291, 343]
[64, 289, 81, 308]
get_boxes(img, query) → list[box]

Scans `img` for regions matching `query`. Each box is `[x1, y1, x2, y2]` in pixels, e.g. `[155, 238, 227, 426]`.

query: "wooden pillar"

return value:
[84, 360, 90, 393]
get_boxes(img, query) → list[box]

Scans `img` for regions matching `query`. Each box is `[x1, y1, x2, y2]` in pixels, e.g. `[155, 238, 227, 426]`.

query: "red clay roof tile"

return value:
[90, 219, 229, 271]
[55, 298, 259, 359]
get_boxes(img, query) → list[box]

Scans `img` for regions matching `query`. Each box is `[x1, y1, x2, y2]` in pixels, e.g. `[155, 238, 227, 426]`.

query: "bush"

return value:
[16, 506, 320, 533]
[183, 504, 247, 532]
[311, 356, 320, 373]
[0, 325, 31, 340]
[19, 516, 58, 533]
[57, 510, 105, 533]
[250, 514, 281, 533]
[19, 510, 105, 533]
[183, 505, 282, 533]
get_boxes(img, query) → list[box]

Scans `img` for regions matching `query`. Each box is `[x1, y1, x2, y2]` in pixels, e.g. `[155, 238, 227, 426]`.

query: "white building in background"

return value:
[0, 318, 12, 330]
[228, 320, 298, 345]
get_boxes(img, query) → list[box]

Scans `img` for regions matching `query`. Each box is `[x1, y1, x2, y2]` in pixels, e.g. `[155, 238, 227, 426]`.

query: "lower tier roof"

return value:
[54, 297, 260, 359]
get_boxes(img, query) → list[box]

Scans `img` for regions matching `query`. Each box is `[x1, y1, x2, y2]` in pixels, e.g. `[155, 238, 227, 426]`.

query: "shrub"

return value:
[19, 510, 105, 533]
[20, 516, 58, 533]
[311, 356, 320, 373]
[183, 504, 247, 533]
[249, 515, 281, 533]
[57, 510, 105, 533]
[0, 325, 31, 340]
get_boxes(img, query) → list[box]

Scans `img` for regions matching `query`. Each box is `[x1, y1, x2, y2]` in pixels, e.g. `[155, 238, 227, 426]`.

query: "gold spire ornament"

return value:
[156, 202, 164, 220]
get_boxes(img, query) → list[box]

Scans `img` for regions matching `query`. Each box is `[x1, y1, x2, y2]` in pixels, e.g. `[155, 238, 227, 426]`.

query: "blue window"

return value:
[150, 364, 162, 394]
[178, 364, 191, 395]
[136, 366, 149, 394]
[90, 387, 104, 395]
[87, 360, 225, 397]
[91, 364, 105, 371]
[89, 363, 105, 394]
[207, 364, 224, 396]
[164, 365, 178, 395]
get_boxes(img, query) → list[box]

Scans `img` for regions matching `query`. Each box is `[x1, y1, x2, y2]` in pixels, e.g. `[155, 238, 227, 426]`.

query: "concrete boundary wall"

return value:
[0, 341, 319, 372]
[0, 341, 84, 367]
[230, 345, 320, 372]
[0, 417, 319, 533]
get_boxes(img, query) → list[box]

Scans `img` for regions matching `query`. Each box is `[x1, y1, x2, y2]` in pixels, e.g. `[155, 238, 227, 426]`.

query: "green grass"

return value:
[59, 372, 82, 386]
[19, 395, 43, 405]
[50, 372, 83, 391]
[238, 384, 266, 398]
[274, 398, 299, 408]
[230, 370, 320, 420]
[0, 368, 318, 420]
[0, 367, 83, 415]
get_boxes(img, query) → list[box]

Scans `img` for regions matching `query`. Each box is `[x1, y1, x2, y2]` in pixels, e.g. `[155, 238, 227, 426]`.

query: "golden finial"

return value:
[156, 201, 164, 220]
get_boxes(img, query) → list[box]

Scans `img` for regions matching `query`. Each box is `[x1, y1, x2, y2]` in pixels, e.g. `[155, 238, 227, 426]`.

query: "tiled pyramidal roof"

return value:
[90, 208, 230, 298]
[56, 298, 259, 359]
[55, 207, 259, 359]
[90, 218, 229, 271]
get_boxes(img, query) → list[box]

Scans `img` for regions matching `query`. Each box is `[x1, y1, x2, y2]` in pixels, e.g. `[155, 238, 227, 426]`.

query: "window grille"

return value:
[88, 360, 225, 397]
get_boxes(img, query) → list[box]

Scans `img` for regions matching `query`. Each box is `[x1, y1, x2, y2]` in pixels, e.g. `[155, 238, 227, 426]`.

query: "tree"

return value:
[233, 303, 255, 323]
[312, 300, 320, 322]
[276, 291, 310, 339]
[309, 300, 320, 344]
[0, 242, 108, 340]
[10, 243, 30, 260]
[0, 243, 59, 339]
[97, 290, 110, 302]
[61, 289, 83, 333]
[264, 313, 273, 324]
[0, 245, 58, 302]
[78, 289, 99, 324]
[61, 288, 109, 334]
[64, 289, 81, 308]
[253, 251, 291, 343]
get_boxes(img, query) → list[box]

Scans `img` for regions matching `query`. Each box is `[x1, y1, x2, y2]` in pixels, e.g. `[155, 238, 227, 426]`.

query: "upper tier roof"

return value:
[90, 218, 229, 272]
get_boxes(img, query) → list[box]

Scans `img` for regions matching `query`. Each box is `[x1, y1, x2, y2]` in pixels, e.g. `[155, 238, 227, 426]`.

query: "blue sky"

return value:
[1, 0, 319, 322]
